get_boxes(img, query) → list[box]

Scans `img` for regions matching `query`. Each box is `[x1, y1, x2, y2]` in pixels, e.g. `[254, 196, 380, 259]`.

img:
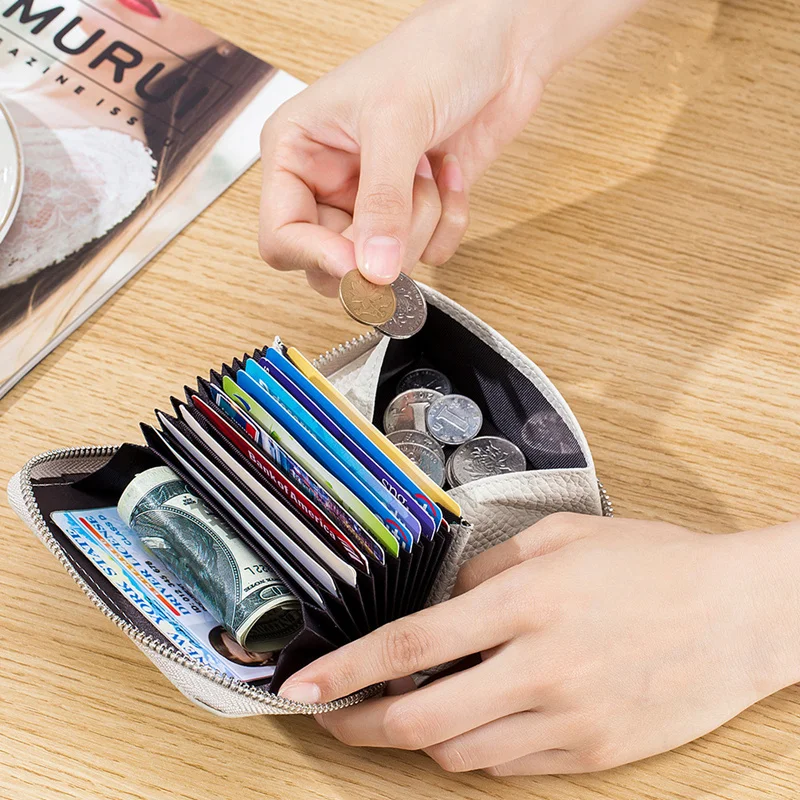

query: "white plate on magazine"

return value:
[0, 98, 23, 246]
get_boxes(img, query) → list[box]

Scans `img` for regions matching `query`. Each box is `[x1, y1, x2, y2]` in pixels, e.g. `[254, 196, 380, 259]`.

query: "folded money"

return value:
[118, 466, 303, 653]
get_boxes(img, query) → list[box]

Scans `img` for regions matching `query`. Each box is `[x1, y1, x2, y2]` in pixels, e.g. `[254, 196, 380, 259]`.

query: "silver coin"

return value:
[375, 273, 427, 339]
[396, 367, 452, 396]
[450, 436, 527, 486]
[520, 407, 582, 457]
[426, 394, 483, 445]
[445, 452, 460, 487]
[386, 429, 445, 461]
[383, 388, 443, 434]
[395, 442, 446, 487]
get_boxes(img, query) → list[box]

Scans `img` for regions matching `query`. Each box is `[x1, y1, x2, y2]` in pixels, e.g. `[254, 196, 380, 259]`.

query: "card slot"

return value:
[338, 576, 374, 638]
[143, 424, 322, 609]
[176, 398, 371, 637]
[369, 557, 387, 628]
[390, 548, 412, 623]
[268, 604, 346, 693]
[397, 536, 430, 618]
[153, 412, 365, 643]
[172, 397, 362, 591]
[190, 379, 377, 576]
[416, 524, 451, 612]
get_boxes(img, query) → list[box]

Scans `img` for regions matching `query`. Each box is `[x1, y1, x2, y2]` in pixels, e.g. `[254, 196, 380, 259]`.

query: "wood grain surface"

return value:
[2, 0, 799, 797]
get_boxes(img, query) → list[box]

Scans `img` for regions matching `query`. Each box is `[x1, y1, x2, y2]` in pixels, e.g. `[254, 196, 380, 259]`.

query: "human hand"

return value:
[258, 0, 556, 295]
[260, 0, 650, 295]
[279, 513, 800, 774]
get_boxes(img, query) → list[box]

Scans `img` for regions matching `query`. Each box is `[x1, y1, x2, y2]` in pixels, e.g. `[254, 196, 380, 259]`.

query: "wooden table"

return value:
[2, 0, 799, 797]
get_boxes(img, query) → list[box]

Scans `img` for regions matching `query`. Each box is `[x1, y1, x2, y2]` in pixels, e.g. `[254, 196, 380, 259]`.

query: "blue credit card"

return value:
[208, 384, 267, 447]
[260, 348, 438, 539]
[238, 364, 419, 551]
[207, 383, 386, 566]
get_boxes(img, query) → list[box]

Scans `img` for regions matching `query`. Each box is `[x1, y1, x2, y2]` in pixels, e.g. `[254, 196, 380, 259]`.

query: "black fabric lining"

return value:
[373, 304, 586, 470]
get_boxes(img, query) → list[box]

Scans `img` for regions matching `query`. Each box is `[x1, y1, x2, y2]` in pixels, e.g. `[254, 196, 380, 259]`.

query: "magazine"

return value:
[0, 0, 304, 399]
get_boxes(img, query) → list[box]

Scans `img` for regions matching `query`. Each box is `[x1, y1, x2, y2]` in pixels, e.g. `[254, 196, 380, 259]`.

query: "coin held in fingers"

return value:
[375, 273, 427, 339]
[339, 270, 397, 326]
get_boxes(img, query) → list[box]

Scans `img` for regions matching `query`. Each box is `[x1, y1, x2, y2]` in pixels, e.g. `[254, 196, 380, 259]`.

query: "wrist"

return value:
[731, 522, 800, 694]
[512, 0, 648, 83]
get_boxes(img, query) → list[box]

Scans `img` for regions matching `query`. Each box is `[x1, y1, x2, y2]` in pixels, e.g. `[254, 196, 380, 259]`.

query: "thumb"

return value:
[453, 513, 602, 597]
[354, 121, 425, 284]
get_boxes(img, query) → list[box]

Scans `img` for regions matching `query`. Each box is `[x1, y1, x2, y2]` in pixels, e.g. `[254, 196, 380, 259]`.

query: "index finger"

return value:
[259, 164, 357, 278]
[278, 577, 520, 705]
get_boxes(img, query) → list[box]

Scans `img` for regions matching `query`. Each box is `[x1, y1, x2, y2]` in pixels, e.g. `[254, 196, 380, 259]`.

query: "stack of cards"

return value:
[141, 339, 462, 689]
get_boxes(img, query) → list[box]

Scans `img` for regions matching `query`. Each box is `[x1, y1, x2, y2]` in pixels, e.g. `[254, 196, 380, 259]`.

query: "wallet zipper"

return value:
[312, 331, 382, 375]
[598, 481, 614, 517]
[313, 334, 615, 518]
[18, 446, 382, 715]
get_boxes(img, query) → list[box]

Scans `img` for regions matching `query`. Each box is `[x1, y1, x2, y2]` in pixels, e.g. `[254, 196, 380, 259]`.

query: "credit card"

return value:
[220, 375, 399, 559]
[148, 425, 324, 608]
[284, 346, 459, 519]
[207, 383, 385, 566]
[172, 406, 359, 589]
[156, 411, 340, 597]
[208, 384, 266, 445]
[189, 395, 370, 575]
[51, 508, 276, 682]
[260, 348, 436, 540]
[241, 360, 420, 550]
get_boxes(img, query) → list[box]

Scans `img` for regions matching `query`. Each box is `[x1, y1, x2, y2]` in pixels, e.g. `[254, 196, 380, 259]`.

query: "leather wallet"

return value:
[8, 283, 611, 717]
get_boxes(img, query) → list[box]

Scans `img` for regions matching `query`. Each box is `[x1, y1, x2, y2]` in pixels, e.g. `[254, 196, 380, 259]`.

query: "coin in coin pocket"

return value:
[449, 436, 527, 487]
[396, 367, 452, 396]
[426, 394, 483, 446]
[383, 388, 443, 434]
[394, 441, 446, 487]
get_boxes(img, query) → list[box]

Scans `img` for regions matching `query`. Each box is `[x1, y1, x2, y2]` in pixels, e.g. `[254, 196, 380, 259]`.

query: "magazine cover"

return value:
[0, 0, 305, 399]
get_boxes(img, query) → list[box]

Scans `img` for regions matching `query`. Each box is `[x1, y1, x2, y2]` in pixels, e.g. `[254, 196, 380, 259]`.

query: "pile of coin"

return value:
[381, 367, 527, 488]
[339, 270, 427, 340]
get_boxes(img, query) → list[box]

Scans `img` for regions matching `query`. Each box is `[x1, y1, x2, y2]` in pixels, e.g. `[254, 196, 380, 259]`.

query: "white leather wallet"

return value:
[8, 283, 612, 717]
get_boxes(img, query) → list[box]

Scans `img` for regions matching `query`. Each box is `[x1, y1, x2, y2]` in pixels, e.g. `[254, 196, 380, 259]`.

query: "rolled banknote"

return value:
[118, 466, 302, 653]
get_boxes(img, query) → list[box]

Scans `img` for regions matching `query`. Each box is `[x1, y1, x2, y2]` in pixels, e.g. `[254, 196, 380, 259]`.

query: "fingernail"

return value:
[279, 682, 321, 704]
[441, 154, 464, 192]
[415, 156, 434, 179]
[363, 236, 402, 281]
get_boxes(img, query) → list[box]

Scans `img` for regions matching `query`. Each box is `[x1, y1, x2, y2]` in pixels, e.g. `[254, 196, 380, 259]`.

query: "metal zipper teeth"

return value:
[598, 481, 614, 517]
[315, 334, 616, 517]
[19, 446, 381, 715]
[312, 330, 382, 374]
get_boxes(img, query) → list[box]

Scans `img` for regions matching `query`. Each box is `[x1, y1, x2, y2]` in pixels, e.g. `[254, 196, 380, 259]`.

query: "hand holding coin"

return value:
[339, 270, 396, 326]
[339, 270, 427, 339]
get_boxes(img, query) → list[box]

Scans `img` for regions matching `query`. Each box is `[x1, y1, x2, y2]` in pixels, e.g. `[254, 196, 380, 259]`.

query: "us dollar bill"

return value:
[118, 466, 302, 653]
